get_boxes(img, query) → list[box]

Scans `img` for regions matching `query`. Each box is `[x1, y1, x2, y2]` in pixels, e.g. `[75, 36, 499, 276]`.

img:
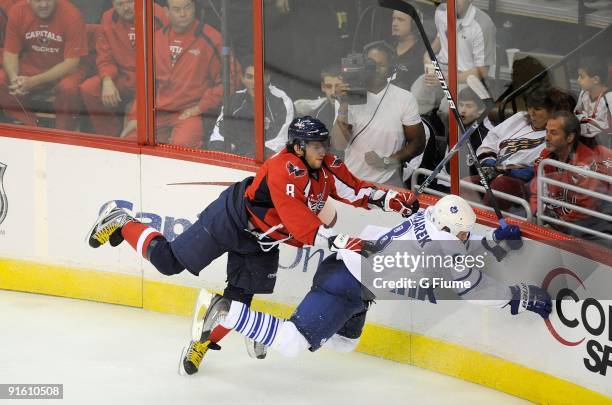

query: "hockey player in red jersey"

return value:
[87, 116, 419, 374]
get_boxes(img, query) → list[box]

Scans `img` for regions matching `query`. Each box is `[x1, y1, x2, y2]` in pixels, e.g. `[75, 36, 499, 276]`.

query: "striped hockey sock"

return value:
[220, 301, 283, 346]
[121, 221, 162, 258]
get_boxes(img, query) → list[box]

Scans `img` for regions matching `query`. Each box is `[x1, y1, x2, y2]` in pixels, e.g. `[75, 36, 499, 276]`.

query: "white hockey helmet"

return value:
[430, 195, 476, 237]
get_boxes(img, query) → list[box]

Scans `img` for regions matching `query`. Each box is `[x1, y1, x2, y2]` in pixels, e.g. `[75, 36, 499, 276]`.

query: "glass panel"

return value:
[0, 0, 140, 137]
[454, 0, 612, 245]
[263, 0, 441, 186]
[151, 0, 248, 153]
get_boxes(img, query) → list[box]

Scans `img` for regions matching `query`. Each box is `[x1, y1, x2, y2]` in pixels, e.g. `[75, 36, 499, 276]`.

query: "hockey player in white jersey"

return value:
[197, 195, 551, 358]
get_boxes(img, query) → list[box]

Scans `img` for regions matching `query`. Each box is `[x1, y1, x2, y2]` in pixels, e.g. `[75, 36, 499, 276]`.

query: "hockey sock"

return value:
[208, 325, 231, 343]
[121, 221, 163, 258]
[220, 301, 283, 347]
[207, 286, 253, 344]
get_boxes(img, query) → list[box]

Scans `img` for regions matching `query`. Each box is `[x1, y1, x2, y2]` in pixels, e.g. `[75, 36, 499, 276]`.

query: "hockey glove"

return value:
[482, 224, 522, 262]
[480, 158, 497, 167]
[369, 189, 419, 218]
[508, 283, 552, 320]
[329, 234, 378, 258]
[480, 166, 500, 182]
[508, 167, 535, 182]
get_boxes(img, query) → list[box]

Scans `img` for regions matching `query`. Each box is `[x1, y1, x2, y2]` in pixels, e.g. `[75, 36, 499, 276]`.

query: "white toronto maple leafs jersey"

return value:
[337, 207, 511, 306]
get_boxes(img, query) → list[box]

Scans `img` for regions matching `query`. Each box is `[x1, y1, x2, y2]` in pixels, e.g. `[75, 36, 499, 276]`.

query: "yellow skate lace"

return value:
[186, 340, 209, 367]
[94, 222, 121, 244]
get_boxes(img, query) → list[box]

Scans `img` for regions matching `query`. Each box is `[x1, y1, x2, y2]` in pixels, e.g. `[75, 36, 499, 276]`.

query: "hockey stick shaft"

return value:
[416, 120, 478, 194]
[379, 0, 507, 227]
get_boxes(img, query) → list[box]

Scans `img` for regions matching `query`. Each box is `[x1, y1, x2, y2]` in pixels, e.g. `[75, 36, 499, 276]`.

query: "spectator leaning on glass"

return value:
[331, 41, 426, 187]
[390, 8, 425, 92]
[121, 0, 240, 148]
[467, 88, 573, 210]
[0, 0, 18, 67]
[0, 0, 87, 130]
[209, 57, 293, 158]
[529, 111, 609, 240]
[411, 0, 496, 120]
[80, 0, 167, 137]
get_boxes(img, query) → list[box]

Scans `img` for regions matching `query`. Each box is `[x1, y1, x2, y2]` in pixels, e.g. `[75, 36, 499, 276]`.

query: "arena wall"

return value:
[0, 136, 610, 404]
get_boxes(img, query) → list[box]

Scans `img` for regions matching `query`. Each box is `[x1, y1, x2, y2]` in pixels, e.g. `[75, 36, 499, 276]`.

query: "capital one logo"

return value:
[543, 267, 612, 376]
[0, 162, 7, 225]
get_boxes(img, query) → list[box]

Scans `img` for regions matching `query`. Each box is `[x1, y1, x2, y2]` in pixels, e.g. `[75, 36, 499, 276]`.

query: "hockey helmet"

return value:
[288, 116, 330, 145]
[430, 194, 476, 237]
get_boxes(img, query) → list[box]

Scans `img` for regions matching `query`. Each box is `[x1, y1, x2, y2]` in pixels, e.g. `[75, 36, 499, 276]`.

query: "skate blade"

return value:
[178, 345, 189, 376]
[190, 289, 215, 341]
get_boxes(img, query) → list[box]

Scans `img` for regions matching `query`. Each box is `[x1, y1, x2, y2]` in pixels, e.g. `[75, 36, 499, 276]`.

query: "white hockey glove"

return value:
[369, 189, 419, 218]
[328, 234, 378, 258]
[507, 283, 552, 320]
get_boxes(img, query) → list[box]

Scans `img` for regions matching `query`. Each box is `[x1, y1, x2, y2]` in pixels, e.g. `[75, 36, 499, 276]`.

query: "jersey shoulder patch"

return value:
[286, 161, 306, 178]
[325, 155, 344, 168]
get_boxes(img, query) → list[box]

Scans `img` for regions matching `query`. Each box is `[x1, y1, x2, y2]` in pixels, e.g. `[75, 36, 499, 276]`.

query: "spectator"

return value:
[457, 86, 493, 154]
[574, 56, 611, 145]
[529, 110, 609, 240]
[332, 41, 426, 186]
[412, 0, 496, 122]
[121, 0, 240, 148]
[390, 8, 425, 92]
[209, 57, 293, 157]
[80, 0, 167, 137]
[0, 0, 88, 130]
[293, 65, 344, 133]
[465, 88, 572, 210]
[438, 86, 494, 189]
[0, 0, 18, 67]
[263, 0, 349, 100]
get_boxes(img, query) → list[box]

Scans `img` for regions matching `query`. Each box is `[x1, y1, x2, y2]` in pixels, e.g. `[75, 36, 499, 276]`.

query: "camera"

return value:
[340, 52, 376, 105]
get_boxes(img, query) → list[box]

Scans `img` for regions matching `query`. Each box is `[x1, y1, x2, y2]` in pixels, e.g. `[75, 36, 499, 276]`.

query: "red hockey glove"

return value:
[381, 190, 419, 218]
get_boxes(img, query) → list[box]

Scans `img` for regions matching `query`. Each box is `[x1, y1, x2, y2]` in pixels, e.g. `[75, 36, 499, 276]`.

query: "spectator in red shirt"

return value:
[530, 111, 609, 240]
[121, 0, 240, 148]
[80, 0, 167, 136]
[0, 0, 18, 67]
[0, 0, 88, 130]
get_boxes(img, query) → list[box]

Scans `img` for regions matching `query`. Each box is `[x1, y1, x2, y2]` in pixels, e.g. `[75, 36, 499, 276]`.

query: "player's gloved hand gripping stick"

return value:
[379, 0, 509, 229]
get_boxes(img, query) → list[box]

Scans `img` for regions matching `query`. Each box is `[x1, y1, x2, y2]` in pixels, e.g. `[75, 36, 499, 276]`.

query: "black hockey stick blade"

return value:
[378, 0, 418, 20]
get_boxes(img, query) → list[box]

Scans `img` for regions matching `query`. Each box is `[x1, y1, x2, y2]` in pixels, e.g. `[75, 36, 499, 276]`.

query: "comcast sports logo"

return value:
[0, 162, 6, 226]
[543, 267, 612, 376]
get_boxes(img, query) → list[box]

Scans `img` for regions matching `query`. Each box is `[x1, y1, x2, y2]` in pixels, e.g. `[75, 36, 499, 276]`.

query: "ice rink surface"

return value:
[0, 290, 530, 405]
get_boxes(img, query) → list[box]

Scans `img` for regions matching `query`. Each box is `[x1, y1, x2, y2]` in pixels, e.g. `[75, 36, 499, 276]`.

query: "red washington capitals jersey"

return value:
[245, 150, 376, 247]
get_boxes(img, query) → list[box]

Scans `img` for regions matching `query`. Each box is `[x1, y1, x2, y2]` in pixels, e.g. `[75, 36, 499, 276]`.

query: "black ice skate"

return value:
[180, 293, 230, 375]
[87, 201, 134, 248]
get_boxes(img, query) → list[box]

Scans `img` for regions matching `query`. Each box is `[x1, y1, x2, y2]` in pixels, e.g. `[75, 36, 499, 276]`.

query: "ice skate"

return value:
[87, 201, 134, 248]
[179, 292, 230, 375]
[245, 337, 268, 359]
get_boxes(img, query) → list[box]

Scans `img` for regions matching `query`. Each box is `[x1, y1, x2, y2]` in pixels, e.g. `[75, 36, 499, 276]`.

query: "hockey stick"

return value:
[379, 0, 508, 227]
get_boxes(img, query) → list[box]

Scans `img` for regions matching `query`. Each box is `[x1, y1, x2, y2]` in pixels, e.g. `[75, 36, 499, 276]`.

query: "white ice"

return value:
[0, 290, 529, 405]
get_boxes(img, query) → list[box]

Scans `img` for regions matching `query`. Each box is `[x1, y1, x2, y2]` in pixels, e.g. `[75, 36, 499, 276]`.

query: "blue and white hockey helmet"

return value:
[430, 195, 476, 237]
[288, 116, 329, 144]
